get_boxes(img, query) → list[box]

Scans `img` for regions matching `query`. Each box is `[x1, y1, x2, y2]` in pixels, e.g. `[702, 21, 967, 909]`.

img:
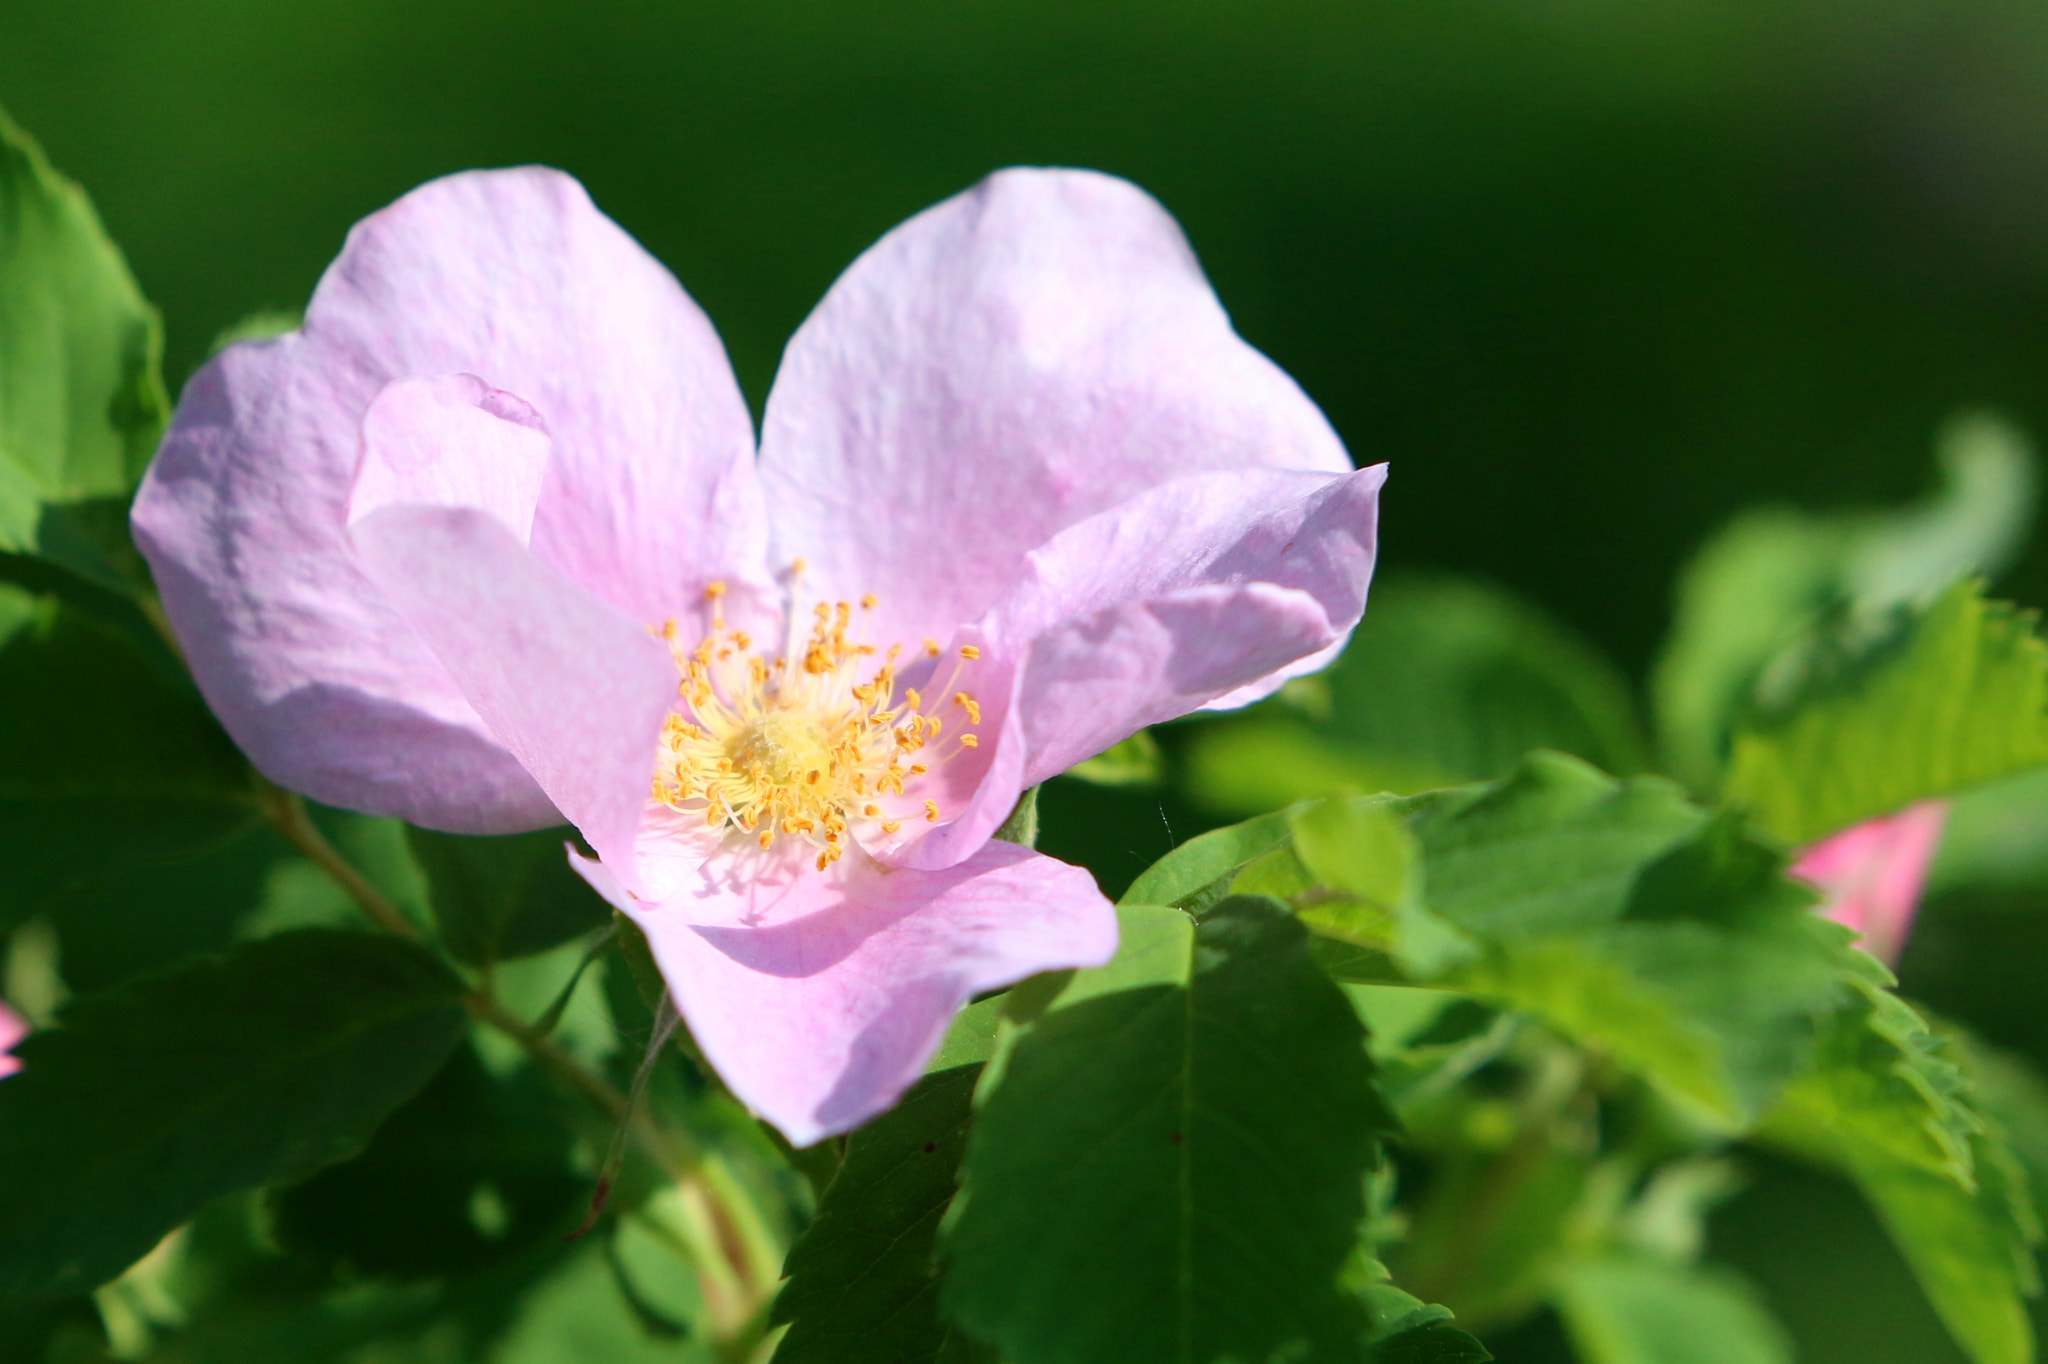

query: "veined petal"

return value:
[348, 504, 676, 878]
[133, 168, 760, 831]
[985, 465, 1384, 785]
[347, 373, 552, 544]
[758, 166, 1352, 654]
[576, 841, 1117, 1146]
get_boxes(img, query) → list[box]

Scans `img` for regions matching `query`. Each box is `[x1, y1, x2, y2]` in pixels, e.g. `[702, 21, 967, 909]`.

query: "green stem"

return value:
[264, 777, 780, 1340]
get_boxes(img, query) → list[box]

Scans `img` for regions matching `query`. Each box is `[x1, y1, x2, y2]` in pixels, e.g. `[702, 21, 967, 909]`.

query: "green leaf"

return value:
[1186, 573, 1649, 812]
[1765, 978, 2040, 1364]
[1405, 752, 1705, 940]
[1371, 1321, 1494, 1363]
[0, 928, 467, 1306]
[1653, 412, 2037, 791]
[271, 1041, 584, 1280]
[1287, 796, 1470, 978]
[991, 783, 1040, 847]
[771, 1065, 994, 1364]
[1118, 804, 1297, 911]
[0, 106, 169, 590]
[1930, 764, 2048, 894]
[408, 825, 610, 968]
[0, 583, 256, 926]
[1362, 1276, 1494, 1362]
[941, 896, 1395, 1364]
[1063, 729, 1162, 787]
[1278, 772, 1841, 1122]
[1723, 579, 2048, 845]
[1552, 1253, 1793, 1364]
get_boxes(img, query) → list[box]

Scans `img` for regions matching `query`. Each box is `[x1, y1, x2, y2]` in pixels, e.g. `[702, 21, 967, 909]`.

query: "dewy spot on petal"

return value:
[651, 569, 983, 872]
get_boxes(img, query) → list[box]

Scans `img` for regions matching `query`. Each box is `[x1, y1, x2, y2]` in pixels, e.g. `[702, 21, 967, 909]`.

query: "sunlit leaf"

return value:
[1654, 412, 2036, 792]
[942, 896, 1394, 1364]
[1553, 1253, 1793, 1364]
[0, 106, 168, 592]
[1723, 579, 2048, 845]
[1764, 973, 2040, 1364]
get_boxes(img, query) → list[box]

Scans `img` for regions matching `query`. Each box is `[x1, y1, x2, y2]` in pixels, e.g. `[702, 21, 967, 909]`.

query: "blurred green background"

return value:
[9, 0, 2048, 1359]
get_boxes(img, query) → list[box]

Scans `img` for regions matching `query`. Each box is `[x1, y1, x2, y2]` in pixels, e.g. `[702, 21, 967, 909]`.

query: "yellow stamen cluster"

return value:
[652, 577, 983, 871]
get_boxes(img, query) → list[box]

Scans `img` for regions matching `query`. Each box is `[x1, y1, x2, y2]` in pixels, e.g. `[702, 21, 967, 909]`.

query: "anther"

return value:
[924, 800, 940, 823]
[960, 645, 981, 660]
[960, 734, 979, 748]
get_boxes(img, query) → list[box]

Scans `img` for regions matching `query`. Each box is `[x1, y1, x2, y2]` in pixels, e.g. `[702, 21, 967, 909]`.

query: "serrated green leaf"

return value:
[771, 1065, 994, 1364]
[0, 106, 168, 589]
[1279, 776, 1840, 1123]
[0, 929, 466, 1306]
[1654, 413, 2036, 792]
[1553, 1253, 1793, 1364]
[942, 896, 1395, 1364]
[0, 584, 256, 927]
[1764, 981, 2040, 1364]
[271, 1041, 583, 1280]
[1187, 574, 1649, 812]
[408, 825, 610, 968]
[1724, 579, 2048, 845]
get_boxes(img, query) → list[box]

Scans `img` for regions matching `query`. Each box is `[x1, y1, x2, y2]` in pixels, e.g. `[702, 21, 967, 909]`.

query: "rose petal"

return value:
[348, 504, 676, 877]
[1792, 800, 1949, 966]
[347, 373, 552, 544]
[758, 166, 1352, 654]
[134, 167, 759, 831]
[0, 1000, 25, 1080]
[985, 465, 1383, 785]
[577, 841, 1118, 1145]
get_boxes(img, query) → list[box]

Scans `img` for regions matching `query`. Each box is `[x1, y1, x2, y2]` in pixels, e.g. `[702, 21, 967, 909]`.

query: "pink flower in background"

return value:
[132, 166, 1380, 1143]
[0, 1000, 25, 1079]
[1791, 800, 1949, 967]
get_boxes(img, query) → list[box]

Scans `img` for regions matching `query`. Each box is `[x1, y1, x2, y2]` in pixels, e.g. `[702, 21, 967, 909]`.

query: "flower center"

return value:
[651, 571, 983, 871]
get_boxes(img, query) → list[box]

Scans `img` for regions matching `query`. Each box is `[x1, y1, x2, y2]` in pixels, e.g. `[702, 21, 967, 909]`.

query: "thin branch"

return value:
[264, 777, 774, 1340]
[255, 779, 424, 943]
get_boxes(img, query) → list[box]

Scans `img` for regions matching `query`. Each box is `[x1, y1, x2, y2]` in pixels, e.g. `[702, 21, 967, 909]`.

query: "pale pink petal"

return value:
[757, 166, 1352, 654]
[347, 505, 676, 878]
[134, 168, 760, 832]
[576, 841, 1118, 1145]
[1792, 800, 1949, 966]
[985, 465, 1383, 786]
[0, 1000, 25, 1080]
[347, 374, 552, 543]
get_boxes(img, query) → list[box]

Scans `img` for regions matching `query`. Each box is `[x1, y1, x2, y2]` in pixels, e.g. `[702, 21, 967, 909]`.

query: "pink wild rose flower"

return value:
[1790, 800, 1949, 967]
[0, 1000, 24, 1079]
[131, 167, 1383, 1143]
